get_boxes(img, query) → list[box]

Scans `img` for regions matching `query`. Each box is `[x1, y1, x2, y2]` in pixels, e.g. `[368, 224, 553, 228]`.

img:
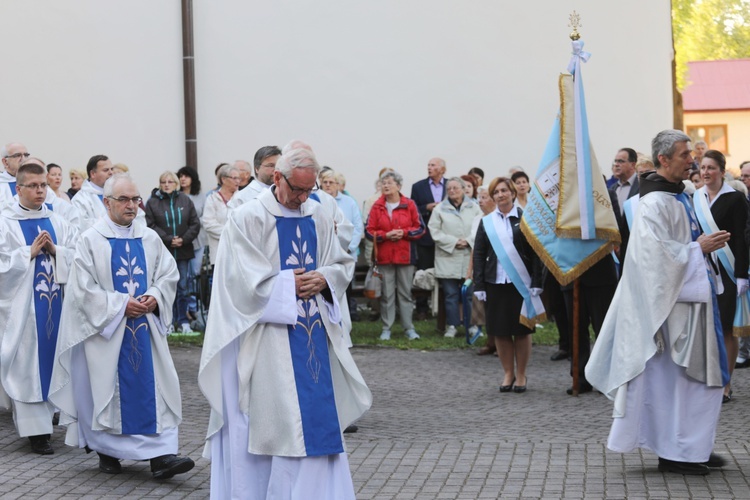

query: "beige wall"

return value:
[685, 110, 750, 170]
[0, 1, 674, 204]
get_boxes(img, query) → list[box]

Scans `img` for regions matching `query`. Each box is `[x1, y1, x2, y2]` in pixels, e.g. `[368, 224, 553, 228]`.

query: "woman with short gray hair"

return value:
[202, 165, 240, 265]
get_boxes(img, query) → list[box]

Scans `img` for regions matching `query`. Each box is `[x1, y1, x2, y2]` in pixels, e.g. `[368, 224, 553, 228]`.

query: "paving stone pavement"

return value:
[1, 342, 749, 499]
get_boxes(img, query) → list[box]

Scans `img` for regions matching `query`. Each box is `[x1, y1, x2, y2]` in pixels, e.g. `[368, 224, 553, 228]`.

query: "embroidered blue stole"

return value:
[108, 238, 157, 435]
[18, 218, 62, 401]
[276, 216, 342, 456]
[675, 192, 730, 384]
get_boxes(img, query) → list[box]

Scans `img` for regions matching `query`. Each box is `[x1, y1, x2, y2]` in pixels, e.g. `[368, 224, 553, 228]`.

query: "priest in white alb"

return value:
[199, 145, 372, 499]
[49, 173, 195, 479]
[586, 130, 731, 476]
[0, 161, 78, 455]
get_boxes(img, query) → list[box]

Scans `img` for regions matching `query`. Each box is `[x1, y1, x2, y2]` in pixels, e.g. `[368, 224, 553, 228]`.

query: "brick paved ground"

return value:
[0, 343, 748, 499]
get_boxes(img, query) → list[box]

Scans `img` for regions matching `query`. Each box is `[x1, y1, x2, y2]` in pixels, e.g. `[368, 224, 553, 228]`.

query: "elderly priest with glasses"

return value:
[49, 173, 195, 479]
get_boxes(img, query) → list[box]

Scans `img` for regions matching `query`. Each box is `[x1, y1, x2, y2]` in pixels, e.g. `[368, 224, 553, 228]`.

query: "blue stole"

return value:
[97, 194, 104, 203]
[18, 218, 62, 401]
[675, 192, 730, 384]
[7, 181, 16, 195]
[108, 238, 157, 435]
[276, 216, 342, 456]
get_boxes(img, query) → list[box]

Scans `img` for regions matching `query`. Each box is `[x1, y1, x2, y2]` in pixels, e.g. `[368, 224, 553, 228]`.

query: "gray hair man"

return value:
[587, 129, 731, 476]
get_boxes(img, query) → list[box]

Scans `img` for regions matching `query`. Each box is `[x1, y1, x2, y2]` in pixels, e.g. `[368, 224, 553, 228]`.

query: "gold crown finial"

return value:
[569, 11, 582, 40]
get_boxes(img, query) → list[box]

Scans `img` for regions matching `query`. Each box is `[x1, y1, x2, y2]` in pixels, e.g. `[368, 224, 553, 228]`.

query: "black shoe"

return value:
[499, 377, 515, 393]
[658, 457, 709, 475]
[513, 377, 527, 393]
[343, 424, 358, 434]
[704, 453, 726, 468]
[28, 435, 54, 455]
[735, 359, 750, 369]
[567, 383, 593, 395]
[97, 452, 122, 474]
[151, 454, 195, 479]
[550, 350, 570, 361]
[52, 412, 60, 426]
[723, 390, 733, 404]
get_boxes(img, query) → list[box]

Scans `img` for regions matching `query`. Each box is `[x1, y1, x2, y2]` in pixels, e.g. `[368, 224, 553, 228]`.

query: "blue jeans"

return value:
[173, 259, 190, 326]
[440, 278, 464, 328]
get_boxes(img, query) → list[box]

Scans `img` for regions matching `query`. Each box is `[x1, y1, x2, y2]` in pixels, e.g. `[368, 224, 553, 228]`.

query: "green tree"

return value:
[673, 0, 750, 89]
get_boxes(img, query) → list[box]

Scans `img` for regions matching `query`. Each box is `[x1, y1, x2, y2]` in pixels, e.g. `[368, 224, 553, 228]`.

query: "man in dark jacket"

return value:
[145, 171, 201, 333]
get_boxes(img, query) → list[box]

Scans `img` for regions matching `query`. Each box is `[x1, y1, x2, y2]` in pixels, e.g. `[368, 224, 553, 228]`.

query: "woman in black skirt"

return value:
[473, 177, 543, 393]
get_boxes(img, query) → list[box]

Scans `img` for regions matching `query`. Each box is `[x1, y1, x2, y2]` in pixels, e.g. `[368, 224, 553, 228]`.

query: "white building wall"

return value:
[0, 0, 673, 204]
[685, 110, 750, 171]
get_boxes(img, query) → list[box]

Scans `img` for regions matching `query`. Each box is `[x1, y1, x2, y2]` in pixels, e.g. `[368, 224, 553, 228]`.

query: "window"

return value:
[686, 124, 728, 154]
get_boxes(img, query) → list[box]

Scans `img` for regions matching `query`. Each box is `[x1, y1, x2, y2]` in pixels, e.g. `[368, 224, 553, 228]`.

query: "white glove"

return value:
[738, 278, 749, 297]
[474, 291, 486, 302]
[530, 288, 543, 297]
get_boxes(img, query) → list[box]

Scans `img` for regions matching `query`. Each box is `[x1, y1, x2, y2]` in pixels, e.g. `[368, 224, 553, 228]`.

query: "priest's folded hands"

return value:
[294, 268, 328, 299]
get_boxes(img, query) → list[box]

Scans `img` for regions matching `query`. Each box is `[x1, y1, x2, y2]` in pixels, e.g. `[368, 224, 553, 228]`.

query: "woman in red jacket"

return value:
[366, 170, 425, 341]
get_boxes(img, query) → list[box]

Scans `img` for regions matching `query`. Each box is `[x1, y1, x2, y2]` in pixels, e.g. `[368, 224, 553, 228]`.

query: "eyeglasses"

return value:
[160, 180, 177, 185]
[5, 152, 30, 160]
[19, 182, 47, 190]
[282, 174, 316, 196]
[107, 196, 142, 204]
[259, 162, 276, 169]
[613, 159, 628, 164]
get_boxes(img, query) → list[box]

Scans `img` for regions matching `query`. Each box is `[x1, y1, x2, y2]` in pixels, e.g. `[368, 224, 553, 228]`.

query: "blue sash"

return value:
[482, 214, 545, 328]
[675, 192, 730, 381]
[18, 218, 61, 401]
[692, 190, 750, 333]
[7, 181, 16, 195]
[276, 216, 342, 456]
[623, 196, 638, 230]
[108, 238, 157, 435]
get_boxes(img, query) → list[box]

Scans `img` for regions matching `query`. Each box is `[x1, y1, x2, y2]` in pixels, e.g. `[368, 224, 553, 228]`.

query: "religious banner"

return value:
[520, 38, 620, 286]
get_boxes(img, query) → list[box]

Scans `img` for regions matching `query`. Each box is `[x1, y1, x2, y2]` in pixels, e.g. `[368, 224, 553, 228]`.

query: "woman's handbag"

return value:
[363, 241, 382, 299]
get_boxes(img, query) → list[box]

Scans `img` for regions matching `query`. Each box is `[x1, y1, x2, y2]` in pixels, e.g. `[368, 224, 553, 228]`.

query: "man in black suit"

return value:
[410, 157, 446, 318]
[609, 148, 640, 264]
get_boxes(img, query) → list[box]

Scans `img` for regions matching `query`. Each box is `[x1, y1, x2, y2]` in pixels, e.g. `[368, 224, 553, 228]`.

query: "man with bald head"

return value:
[410, 157, 446, 318]
[50, 174, 194, 479]
[0, 142, 30, 206]
[0, 162, 79, 454]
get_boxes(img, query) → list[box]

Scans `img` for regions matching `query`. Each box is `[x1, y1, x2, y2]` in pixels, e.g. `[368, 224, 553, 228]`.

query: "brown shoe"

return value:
[477, 345, 496, 356]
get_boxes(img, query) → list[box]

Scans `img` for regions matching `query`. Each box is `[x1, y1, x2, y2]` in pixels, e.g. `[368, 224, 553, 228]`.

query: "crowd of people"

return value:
[0, 130, 747, 497]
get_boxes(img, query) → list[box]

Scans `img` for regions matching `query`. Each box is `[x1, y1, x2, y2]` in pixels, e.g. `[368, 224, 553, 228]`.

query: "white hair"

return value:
[103, 173, 136, 197]
[276, 147, 320, 177]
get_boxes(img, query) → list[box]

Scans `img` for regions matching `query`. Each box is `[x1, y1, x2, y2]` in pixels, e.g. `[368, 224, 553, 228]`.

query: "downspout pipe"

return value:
[181, 0, 198, 169]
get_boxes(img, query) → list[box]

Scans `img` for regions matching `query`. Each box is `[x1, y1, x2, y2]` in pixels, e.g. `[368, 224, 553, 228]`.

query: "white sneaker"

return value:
[179, 323, 192, 334]
[379, 329, 391, 340]
[468, 325, 481, 337]
[444, 325, 457, 338]
[405, 329, 420, 340]
[166, 324, 175, 334]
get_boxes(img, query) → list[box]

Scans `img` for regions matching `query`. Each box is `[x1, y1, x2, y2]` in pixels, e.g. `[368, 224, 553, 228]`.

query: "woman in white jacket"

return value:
[201, 164, 240, 266]
[428, 177, 481, 337]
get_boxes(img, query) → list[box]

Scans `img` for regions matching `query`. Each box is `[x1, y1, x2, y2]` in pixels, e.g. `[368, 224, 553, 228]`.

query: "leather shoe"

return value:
[513, 376, 527, 393]
[735, 359, 750, 369]
[704, 453, 726, 468]
[343, 424, 358, 434]
[477, 346, 496, 356]
[28, 435, 54, 455]
[151, 454, 195, 479]
[550, 350, 570, 361]
[658, 457, 709, 475]
[567, 383, 593, 395]
[499, 377, 515, 393]
[97, 452, 122, 474]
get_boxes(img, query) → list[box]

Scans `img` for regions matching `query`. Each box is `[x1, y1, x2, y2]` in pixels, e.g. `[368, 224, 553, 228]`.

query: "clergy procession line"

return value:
[0, 131, 746, 498]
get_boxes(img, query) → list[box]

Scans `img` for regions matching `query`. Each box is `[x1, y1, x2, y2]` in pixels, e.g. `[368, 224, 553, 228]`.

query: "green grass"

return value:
[350, 319, 561, 350]
[166, 319, 564, 351]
